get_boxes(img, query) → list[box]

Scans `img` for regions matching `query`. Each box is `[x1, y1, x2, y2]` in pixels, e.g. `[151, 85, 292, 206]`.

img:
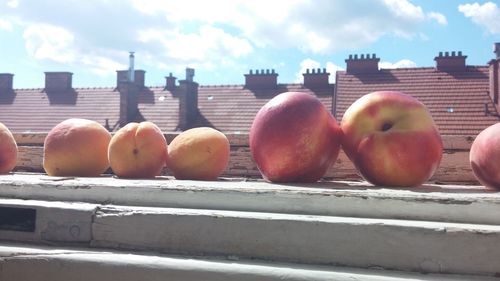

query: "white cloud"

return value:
[427, 12, 448, 25]
[0, 18, 13, 31]
[138, 25, 253, 68]
[22, 23, 126, 76]
[295, 59, 344, 83]
[6, 0, 18, 8]
[459, 2, 500, 34]
[379, 59, 417, 69]
[23, 24, 76, 63]
[132, 0, 442, 54]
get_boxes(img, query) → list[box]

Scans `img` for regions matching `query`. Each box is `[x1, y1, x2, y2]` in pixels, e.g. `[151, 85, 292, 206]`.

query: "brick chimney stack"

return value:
[244, 69, 278, 89]
[434, 51, 467, 72]
[177, 67, 199, 130]
[116, 70, 145, 127]
[303, 68, 330, 88]
[345, 54, 380, 74]
[44, 72, 73, 92]
[0, 73, 14, 94]
[489, 43, 500, 108]
[165, 72, 177, 91]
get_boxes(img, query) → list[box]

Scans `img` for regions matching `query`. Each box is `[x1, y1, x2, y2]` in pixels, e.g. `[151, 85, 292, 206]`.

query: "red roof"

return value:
[334, 66, 499, 136]
[0, 84, 333, 134]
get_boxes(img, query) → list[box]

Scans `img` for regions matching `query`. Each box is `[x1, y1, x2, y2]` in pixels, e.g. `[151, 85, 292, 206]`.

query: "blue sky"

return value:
[0, 0, 499, 88]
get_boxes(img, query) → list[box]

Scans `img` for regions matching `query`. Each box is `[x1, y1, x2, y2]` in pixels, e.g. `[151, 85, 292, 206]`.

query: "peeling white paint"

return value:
[0, 243, 497, 281]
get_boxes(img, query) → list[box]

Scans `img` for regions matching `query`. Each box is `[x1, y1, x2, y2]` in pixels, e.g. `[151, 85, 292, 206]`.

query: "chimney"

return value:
[0, 73, 14, 94]
[177, 67, 199, 130]
[116, 70, 145, 127]
[303, 68, 330, 88]
[494, 42, 500, 59]
[165, 72, 177, 91]
[44, 72, 73, 92]
[244, 69, 278, 89]
[489, 43, 500, 107]
[116, 70, 145, 89]
[345, 54, 379, 74]
[434, 51, 467, 72]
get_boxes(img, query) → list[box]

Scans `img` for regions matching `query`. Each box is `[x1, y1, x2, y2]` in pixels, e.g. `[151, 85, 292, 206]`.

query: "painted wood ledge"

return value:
[0, 173, 498, 225]
[1, 243, 497, 281]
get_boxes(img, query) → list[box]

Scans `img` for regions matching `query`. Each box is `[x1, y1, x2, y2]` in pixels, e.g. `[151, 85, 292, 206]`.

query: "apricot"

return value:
[0, 122, 18, 174]
[43, 118, 111, 177]
[167, 127, 230, 180]
[108, 121, 168, 178]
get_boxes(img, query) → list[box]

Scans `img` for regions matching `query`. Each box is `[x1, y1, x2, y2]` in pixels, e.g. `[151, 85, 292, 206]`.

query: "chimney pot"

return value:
[306, 69, 310, 74]
[445, 51, 449, 57]
[360, 54, 365, 59]
[372, 53, 376, 59]
[349, 54, 353, 60]
[451, 51, 456, 56]
[128, 52, 135, 82]
[439, 52, 443, 57]
[249, 69, 253, 74]
[458, 51, 463, 56]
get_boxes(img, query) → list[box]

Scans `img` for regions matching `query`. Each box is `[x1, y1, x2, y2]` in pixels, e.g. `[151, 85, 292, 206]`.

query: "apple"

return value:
[341, 91, 443, 187]
[250, 91, 342, 183]
[108, 121, 168, 178]
[43, 118, 111, 177]
[0, 122, 17, 174]
[167, 127, 229, 180]
[470, 123, 500, 189]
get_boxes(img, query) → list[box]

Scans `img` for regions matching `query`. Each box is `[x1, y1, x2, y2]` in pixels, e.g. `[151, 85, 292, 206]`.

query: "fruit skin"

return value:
[43, 118, 111, 177]
[341, 91, 443, 187]
[167, 127, 230, 180]
[470, 123, 500, 189]
[108, 121, 168, 178]
[250, 91, 342, 183]
[0, 122, 18, 174]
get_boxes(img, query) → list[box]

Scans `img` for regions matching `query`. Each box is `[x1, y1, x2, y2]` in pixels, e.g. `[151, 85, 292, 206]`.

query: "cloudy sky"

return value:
[0, 0, 499, 88]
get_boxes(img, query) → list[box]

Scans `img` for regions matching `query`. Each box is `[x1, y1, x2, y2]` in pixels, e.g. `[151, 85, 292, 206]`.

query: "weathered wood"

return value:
[0, 198, 95, 244]
[0, 174, 497, 225]
[12, 133, 479, 183]
[91, 204, 500, 276]
[2, 243, 495, 281]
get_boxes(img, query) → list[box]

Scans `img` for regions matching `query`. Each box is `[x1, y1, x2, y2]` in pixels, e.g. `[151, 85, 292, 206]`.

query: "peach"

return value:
[0, 122, 18, 174]
[43, 118, 111, 177]
[167, 127, 230, 180]
[250, 91, 342, 183]
[108, 121, 168, 178]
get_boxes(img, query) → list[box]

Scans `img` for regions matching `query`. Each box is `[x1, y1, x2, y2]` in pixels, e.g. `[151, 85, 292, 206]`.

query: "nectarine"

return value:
[341, 91, 443, 187]
[250, 91, 342, 183]
[470, 123, 500, 189]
